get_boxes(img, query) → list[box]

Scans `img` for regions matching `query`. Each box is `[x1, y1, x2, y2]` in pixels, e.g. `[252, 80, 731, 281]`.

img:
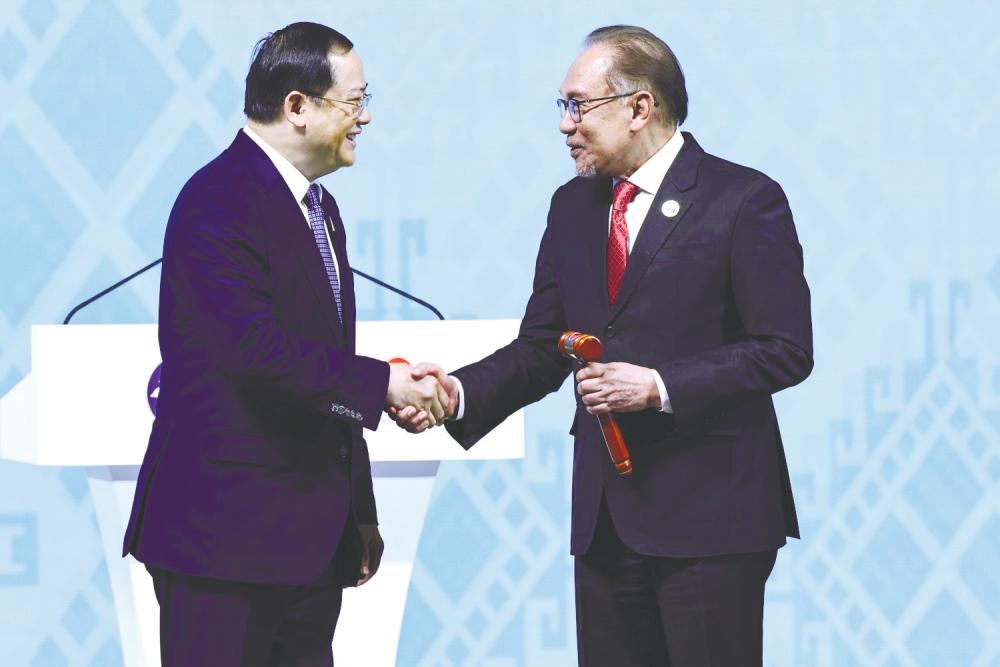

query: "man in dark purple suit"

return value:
[122, 22, 448, 666]
[395, 25, 813, 666]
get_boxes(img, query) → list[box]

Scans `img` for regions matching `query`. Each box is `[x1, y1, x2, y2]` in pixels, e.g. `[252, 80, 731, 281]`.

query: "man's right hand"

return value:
[387, 363, 459, 433]
[385, 363, 449, 426]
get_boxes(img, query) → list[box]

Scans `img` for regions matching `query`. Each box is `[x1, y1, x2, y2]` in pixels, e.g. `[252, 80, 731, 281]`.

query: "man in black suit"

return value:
[394, 25, 813, 666]
[123, 22, 448, 666]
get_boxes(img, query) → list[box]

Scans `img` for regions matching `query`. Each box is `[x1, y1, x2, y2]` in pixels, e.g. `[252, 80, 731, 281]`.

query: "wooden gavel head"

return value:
[558, 331, 632, 476]
[558, 331, 603, 363]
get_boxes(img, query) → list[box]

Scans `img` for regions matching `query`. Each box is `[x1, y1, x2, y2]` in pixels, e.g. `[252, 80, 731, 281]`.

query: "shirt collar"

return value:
[615, 128, 685, 195]
[242, 125, 315, 205]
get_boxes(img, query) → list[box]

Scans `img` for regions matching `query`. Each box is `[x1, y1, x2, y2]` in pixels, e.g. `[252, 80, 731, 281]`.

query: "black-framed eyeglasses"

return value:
[304, 92, 372, 118]
[557, 92, 656, 123]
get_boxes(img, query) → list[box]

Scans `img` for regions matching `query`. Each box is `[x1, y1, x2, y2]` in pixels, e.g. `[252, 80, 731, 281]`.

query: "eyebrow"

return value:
[346, 83, 369, 95]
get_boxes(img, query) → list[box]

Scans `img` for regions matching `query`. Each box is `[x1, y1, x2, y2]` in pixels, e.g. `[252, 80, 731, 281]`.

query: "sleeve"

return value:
[655, 177, 813, 427]
[163, 185, 390, 430]
[445, 198, 573, 448]
[650, 369, 673, 412]
[448, 376, 466, 421]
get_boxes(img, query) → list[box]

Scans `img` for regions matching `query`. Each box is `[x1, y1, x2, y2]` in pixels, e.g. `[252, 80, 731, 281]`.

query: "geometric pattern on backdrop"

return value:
[0, 1, 234, 664]
[781, 280, 1000, 667]
[1, 1, 998, 665]
[398, 422, 577, 667]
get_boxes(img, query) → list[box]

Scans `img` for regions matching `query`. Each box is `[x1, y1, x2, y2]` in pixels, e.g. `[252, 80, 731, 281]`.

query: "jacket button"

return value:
[339, 446, 349, 459]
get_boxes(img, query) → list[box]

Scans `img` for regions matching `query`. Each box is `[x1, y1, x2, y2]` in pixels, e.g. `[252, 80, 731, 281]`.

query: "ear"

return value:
[628, 91, 656, 132]
[283, 91, 310, 129]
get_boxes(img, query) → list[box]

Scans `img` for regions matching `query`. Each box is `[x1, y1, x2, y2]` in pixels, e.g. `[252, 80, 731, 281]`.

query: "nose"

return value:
[358, 105, 372, 125]
[559, 110, 576, 135]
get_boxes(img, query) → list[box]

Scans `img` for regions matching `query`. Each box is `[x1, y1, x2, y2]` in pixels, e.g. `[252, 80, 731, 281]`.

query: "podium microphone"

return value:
[64, 259, 163, 324]
[63, 259, 444, 324]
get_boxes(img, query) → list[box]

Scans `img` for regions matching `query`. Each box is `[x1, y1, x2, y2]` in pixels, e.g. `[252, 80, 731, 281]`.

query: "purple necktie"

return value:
[304, 184, 342, 320]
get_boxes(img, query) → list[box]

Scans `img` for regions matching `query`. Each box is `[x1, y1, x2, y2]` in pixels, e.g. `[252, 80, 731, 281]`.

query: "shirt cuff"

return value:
[650, 369, 673, 413]
[449, 375, 466, 421]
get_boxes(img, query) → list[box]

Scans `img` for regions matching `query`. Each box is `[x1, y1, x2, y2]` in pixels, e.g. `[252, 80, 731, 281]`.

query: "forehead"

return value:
[328, 49, 367, 94]
[560, 45, 615, 98]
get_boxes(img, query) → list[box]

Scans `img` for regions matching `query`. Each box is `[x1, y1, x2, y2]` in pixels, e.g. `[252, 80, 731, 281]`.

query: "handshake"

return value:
[383, 357, 662, 432]
[384, 362, 458, 431]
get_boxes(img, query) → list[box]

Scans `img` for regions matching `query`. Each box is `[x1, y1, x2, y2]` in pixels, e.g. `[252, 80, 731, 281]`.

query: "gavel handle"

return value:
[597, 413, 633, 475]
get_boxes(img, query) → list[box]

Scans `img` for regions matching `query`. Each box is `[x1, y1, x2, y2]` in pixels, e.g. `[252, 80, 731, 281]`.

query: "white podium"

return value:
[0, 321, 523, 667]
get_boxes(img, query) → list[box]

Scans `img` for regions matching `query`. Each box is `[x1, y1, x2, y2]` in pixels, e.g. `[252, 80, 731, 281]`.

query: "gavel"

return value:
[558, 332, 633, 476]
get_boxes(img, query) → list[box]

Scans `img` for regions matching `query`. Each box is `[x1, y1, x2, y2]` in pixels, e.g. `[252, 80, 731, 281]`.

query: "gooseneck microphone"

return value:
[350, 268, 444, 320]
[62, 259, 445, 324]
[63, 259, 164, 324]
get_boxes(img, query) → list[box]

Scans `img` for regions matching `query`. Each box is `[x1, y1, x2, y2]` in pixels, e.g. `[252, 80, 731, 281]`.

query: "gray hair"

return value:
[584, 25, 688, 127]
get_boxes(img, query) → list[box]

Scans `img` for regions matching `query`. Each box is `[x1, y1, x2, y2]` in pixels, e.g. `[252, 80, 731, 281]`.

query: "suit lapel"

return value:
[282, 193, 347, 346]
[233, 131, 346, 346]
[321, 187, 356, 352]
[607, 133, 703, 324]
[582, 178, 614, 311]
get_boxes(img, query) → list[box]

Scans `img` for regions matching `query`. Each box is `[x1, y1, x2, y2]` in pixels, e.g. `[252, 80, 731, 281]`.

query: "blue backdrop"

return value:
[1, 1, 998, 665]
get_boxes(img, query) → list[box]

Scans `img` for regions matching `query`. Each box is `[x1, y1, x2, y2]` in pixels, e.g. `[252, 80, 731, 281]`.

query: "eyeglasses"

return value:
[305, 92, 372, 118]
[557, 92, 655, 123]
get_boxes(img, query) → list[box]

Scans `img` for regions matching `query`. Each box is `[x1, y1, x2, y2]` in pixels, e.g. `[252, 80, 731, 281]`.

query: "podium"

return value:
[0, 321, 524, 666]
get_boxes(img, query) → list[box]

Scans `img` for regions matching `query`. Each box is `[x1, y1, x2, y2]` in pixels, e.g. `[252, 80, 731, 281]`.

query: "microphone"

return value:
[351, 268, 443, 320]
[558, 331, 633, 476]
[63, 259, 445, 324]
[64, 259, 163, 324]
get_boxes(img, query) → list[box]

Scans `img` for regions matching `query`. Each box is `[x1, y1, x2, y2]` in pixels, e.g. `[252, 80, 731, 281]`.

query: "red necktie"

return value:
[607, 180, 640, 304]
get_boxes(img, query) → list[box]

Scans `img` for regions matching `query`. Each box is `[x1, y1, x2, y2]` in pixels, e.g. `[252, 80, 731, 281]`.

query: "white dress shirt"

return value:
[451, 129, 684, 420]
[242, 126, 341, 278]
[610, 129, 685, 413]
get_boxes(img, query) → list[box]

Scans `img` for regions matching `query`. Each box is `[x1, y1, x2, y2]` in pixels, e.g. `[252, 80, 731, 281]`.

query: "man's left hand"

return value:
[576, 362, 660, 414]
[356, 524, 384, 586]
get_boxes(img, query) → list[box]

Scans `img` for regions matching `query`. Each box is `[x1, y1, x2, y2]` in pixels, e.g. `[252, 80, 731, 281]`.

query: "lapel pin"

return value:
[661, 199, 680, 218]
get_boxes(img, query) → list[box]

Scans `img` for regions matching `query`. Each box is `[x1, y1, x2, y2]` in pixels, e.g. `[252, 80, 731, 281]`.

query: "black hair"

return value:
[244, 22, 353, 122]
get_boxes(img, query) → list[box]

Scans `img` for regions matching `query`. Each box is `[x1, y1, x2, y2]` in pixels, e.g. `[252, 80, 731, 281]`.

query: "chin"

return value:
[576, 161, 598, 178]
[338, 150, 356, 168]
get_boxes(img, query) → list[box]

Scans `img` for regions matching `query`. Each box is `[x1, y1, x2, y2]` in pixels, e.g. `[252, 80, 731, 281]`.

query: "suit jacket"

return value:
[122, 131, 390, 586]
[446, 133, 813, 557]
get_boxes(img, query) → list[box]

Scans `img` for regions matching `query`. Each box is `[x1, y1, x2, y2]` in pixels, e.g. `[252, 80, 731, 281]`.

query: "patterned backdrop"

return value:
[1, 1, 998, 665]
